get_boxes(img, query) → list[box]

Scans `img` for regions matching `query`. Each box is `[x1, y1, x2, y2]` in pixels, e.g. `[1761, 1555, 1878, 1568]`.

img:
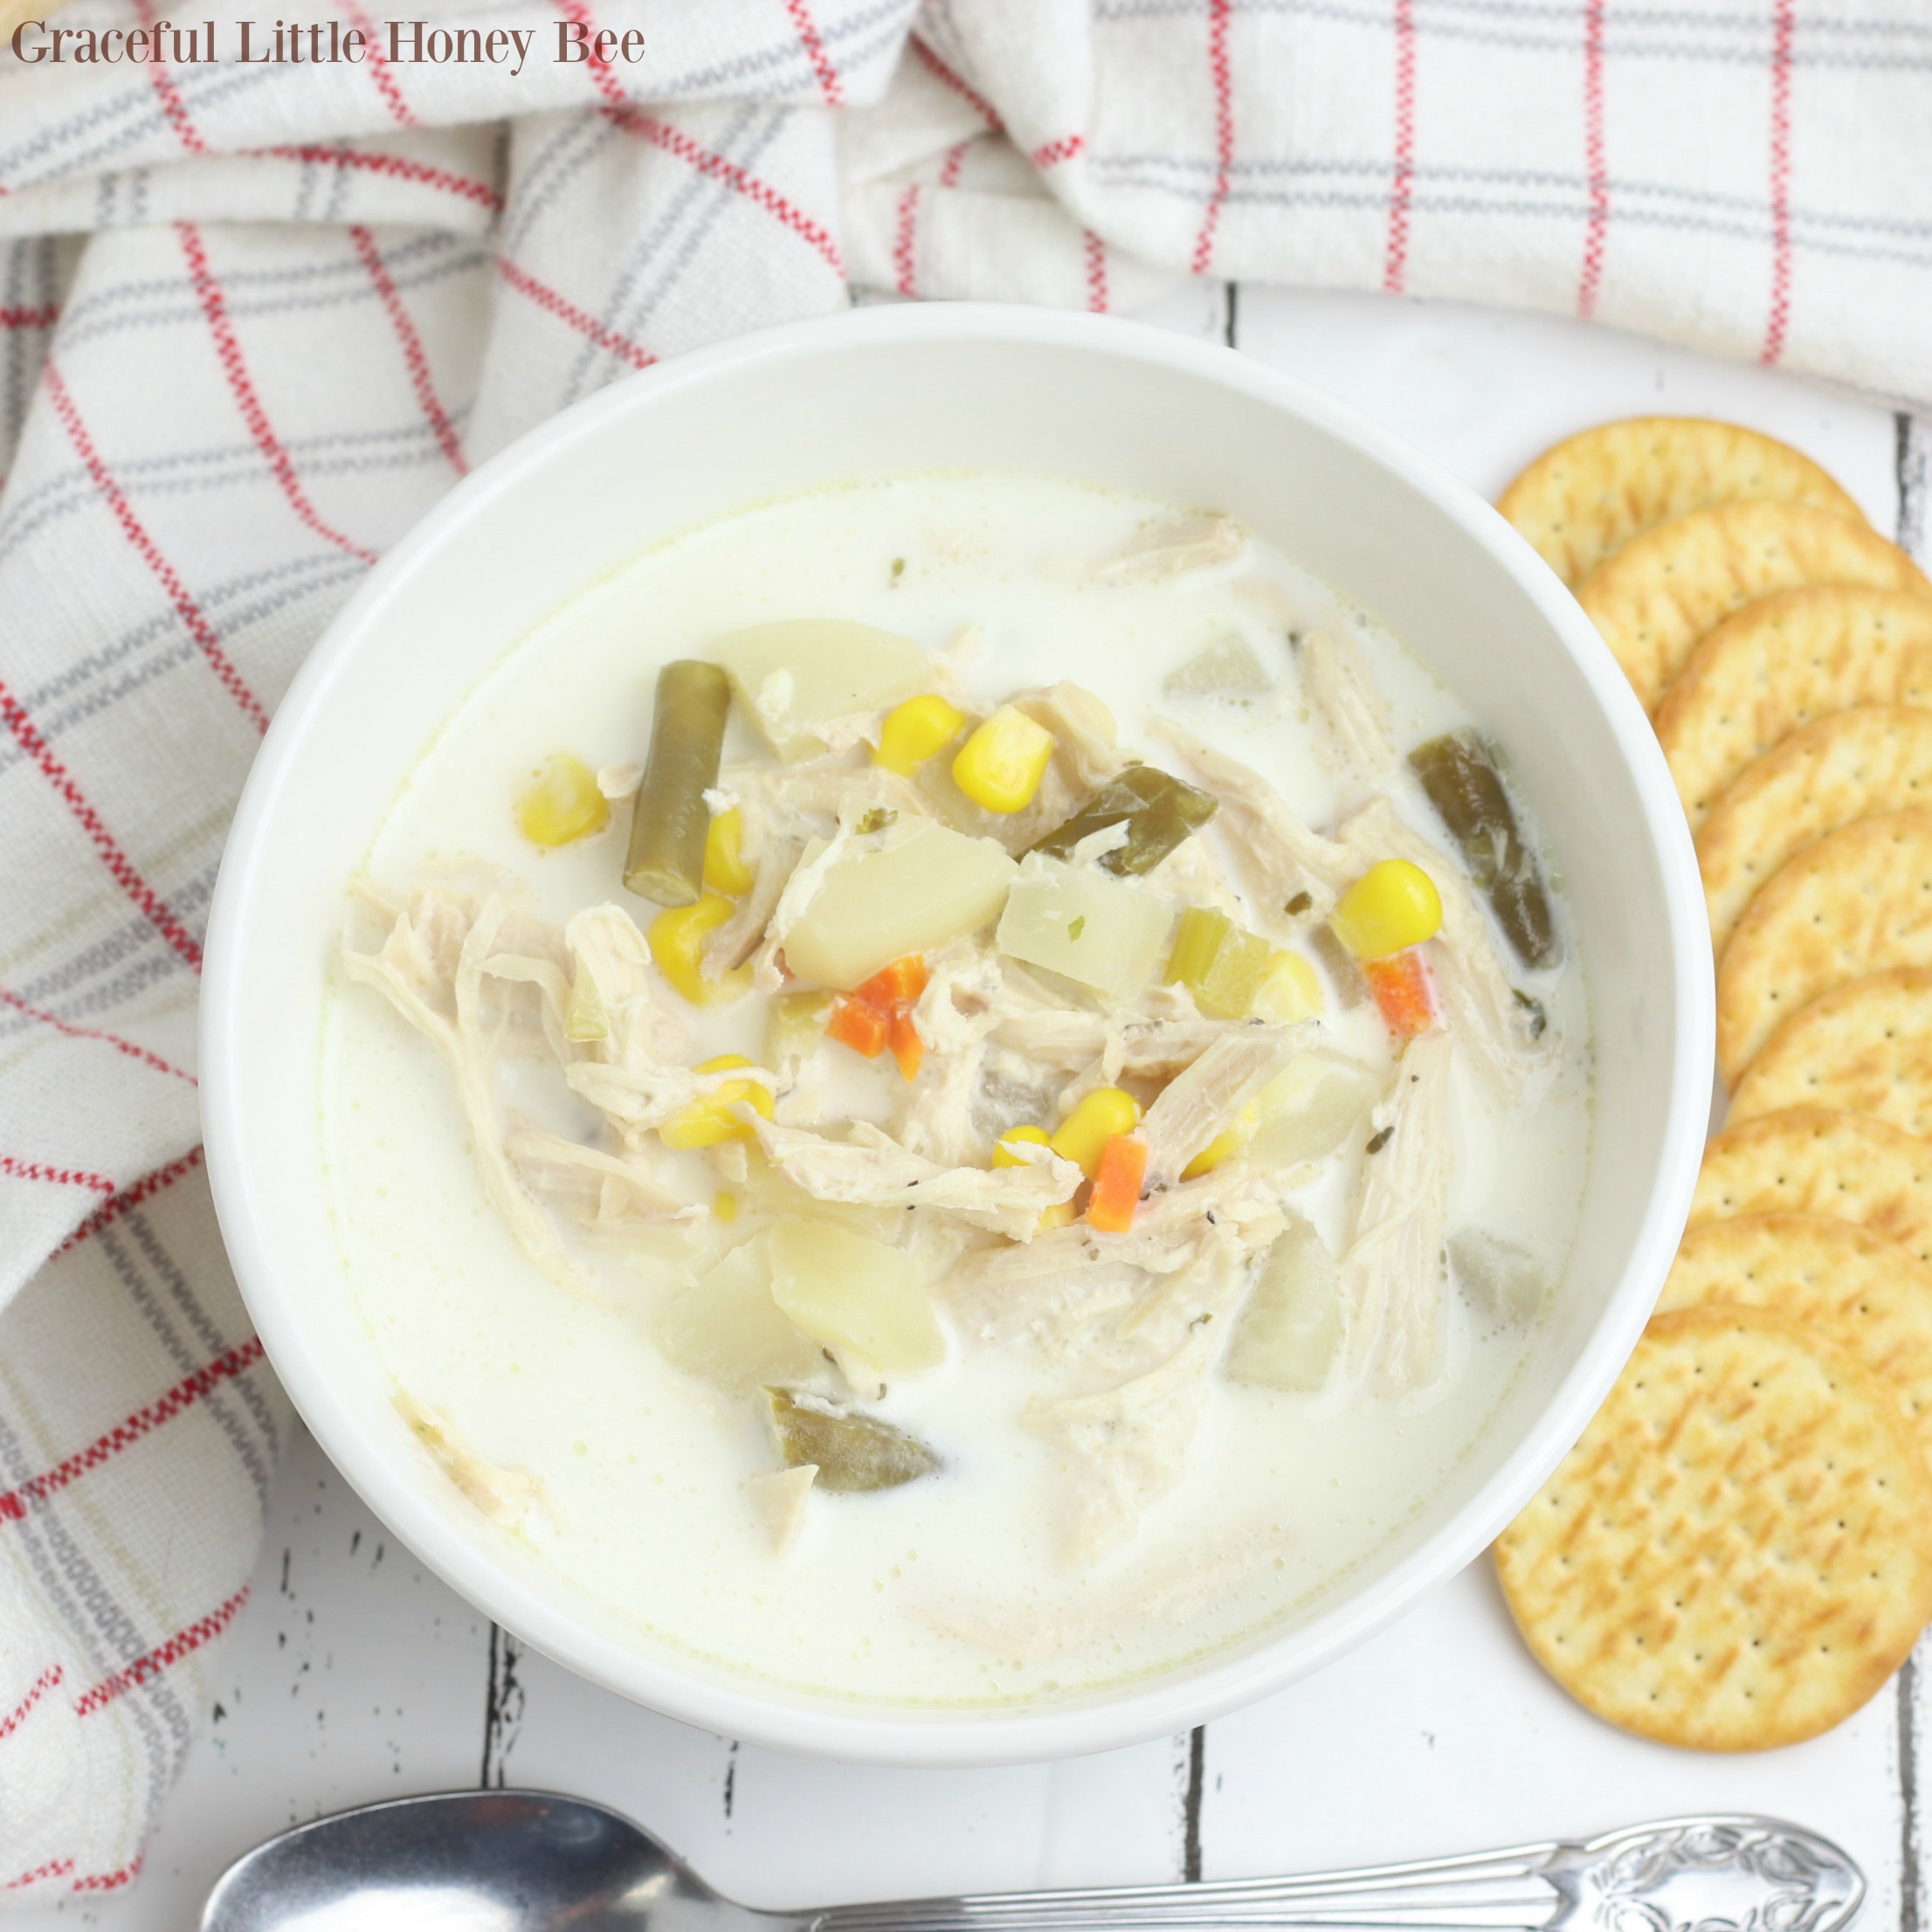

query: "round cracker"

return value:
[1699, 707, 1932, 960]
[1716, 808, 1932, 1084]
[1689, 1106, 1932, 1260]
[1656, 588, 1932, 829]
[1730, 968, 1932, 1140]
[1659, 1211, 1932, 1460]
[1497, 417, 1865, 590]
[1495, 1306, 1932, 1750]
[1574, 504, 1929, 714]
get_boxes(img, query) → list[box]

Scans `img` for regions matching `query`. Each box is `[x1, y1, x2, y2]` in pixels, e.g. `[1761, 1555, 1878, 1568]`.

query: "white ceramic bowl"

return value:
[203, 304, 1712, 1766]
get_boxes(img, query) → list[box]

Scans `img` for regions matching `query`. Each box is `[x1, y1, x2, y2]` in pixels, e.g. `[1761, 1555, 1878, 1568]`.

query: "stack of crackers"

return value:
[1491, 419, 1932, 1749]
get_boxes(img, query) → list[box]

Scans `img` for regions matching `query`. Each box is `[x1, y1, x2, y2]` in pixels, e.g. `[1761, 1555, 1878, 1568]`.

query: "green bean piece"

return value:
[624, 660, 732, 907]
[763, 1388, 940, 1493]
[1408, 731, 1560, 969]
[1026, 763, 1218, 876]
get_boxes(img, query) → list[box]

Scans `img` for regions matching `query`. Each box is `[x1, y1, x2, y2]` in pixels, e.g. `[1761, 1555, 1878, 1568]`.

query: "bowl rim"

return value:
[202, 300, 1714, 1766]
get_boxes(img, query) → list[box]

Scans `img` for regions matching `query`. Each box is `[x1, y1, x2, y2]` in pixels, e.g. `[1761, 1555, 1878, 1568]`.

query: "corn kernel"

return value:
[1051, 1086, 1144, 1179]
[661, 1056, 775, 1149]
[1332, 859, 1443, 960]
[713, 1190, 739, 1224]
[992, 1124, 1052, 1168]
[702, 807, 755, 895]
[517, 752, 611, 847]
[648, 896, 749, 1006]
[1251, 949, 1324, 1025]
[951, 706, 1056, 814]
[876, 694, 966, 776]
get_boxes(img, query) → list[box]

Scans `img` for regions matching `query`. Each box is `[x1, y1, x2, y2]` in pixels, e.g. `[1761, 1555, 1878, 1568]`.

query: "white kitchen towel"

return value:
[2, 0, 1929, 1895]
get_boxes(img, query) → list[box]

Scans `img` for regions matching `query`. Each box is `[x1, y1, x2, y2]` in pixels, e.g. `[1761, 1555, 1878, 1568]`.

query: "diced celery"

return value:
[713, 620, 931, 759]
[1225, 1217, 1342, 1391]
[1164, 905, 1271, 1018]
[652, 1239, 826, 1394]
[768, 1220, 946, 1374]
[782, 821, 1017, 990]
[995, 854, 1172, 998]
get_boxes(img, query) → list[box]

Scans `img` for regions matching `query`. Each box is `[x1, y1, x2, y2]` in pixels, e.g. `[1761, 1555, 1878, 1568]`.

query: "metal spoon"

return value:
[199, 1788, 1865, 1932]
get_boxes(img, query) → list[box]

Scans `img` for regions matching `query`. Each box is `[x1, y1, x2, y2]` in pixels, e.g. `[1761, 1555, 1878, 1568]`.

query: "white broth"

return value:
[318, 474, 1591, 1708]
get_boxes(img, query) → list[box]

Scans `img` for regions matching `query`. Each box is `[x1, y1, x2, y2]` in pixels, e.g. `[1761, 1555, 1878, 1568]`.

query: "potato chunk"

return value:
[783, 821, 1017, 990]
[651, 1239, 827, 1394]
[1247, 1051, 1382, 1170]
[1449, 1227, 1549, 1324]
[1225, 1217, 1342, 1391]
[714, 620, 931, 759]
[995, 854, 1172, 997]
[768, 1220, 946, 1373]
[1163, 634, 1274, 701]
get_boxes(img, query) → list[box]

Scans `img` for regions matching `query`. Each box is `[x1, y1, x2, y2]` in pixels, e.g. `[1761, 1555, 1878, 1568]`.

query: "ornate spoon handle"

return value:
[809, 1817, 1864, 1932]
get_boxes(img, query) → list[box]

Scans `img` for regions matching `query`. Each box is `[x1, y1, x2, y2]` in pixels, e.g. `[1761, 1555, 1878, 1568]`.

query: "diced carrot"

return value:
[855, 954, 928, 1011]
[887, 1005, 925, 1082]
[827, 996, 888, 1058]
[1087, 1133, 1148, 1233]
[1363, 949, 1437, 1040]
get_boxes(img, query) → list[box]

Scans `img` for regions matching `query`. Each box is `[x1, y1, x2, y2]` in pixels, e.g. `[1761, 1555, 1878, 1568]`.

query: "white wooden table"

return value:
[24, 284, 1926, 1929]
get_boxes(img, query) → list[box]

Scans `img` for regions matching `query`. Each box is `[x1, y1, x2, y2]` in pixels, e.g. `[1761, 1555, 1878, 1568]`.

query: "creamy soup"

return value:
[319, 474, 1591, 1708]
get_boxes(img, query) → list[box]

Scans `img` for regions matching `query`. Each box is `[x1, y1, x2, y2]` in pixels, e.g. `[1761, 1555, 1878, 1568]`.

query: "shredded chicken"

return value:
[343, 887, 581, 1285]
[1090, 514, 1246, 585]
[1012, 682, 1128, 792]
[991, 1010, 1242, 1091]
[747, 1466, 816, 1556]
[505, 1120, 702, 1244]
[1342, 1030, 1454, 1395]
[1300, 629, 1396, 791]
[1138, 1026, 1306, 1187]
[396, 1393, 548, 1532]
[749, 1116, 1080, 1240]
[900, 943, 1006, 1167]
[1025, 1319, 1223, 1561]
[567, 903, 693, 1070]
[942, 1154, 1293, 1365]
[1340, 798, 1554, 1105]
[1152, 721, 1354, 930]
[744, 755, 928, 838]
[698, 790, 802, 976]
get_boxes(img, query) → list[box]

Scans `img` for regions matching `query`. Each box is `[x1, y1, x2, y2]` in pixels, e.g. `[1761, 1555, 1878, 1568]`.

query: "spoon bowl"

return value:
[199, 1790, 1865, 1932]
